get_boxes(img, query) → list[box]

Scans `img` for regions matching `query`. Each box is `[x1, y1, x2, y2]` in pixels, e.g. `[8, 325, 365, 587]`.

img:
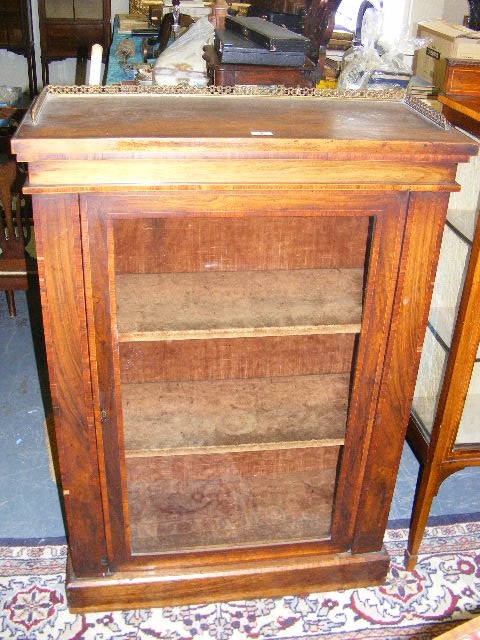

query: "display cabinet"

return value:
[0, 0, 37, 97]
[405, 59, 480, 570]
[12, 86, 477, 612]
[37, 0, 110, 84]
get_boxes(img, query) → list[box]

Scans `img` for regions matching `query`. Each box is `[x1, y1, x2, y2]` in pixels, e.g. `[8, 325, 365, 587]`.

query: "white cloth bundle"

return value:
[153, 17, 214, 87]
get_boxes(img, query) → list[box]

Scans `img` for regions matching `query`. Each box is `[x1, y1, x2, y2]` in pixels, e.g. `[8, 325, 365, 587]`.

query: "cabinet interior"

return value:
[111, 214, 370, 554]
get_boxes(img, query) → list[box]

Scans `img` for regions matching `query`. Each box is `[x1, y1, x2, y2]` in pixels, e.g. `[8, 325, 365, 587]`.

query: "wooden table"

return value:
[203, 44, 315, 86]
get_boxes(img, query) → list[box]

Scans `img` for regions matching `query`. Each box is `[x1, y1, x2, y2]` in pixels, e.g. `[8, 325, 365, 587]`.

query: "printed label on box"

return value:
[426, 47, 440, 60]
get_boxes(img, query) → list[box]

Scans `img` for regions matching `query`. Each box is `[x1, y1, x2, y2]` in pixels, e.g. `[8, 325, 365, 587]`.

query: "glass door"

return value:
[112, 214, 368, 554]
[81, 189, 407, 565]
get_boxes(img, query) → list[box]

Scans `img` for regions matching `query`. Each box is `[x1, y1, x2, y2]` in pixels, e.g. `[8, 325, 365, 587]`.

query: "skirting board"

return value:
[66, 548, 390, 613]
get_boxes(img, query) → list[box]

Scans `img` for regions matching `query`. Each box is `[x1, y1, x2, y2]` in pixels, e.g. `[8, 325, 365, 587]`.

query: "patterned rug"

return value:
[1, 522, 479, 640]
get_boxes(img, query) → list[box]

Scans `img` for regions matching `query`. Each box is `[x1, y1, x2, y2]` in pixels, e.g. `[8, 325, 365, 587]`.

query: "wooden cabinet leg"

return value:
[404, 463, 440, 570]
[42, 61, 49, 86]
[5, 290, 17, 317]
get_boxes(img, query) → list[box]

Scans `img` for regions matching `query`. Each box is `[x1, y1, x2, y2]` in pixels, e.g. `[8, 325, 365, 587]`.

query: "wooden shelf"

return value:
[122, 373, 349, 453]
[116, 269, 364, 341]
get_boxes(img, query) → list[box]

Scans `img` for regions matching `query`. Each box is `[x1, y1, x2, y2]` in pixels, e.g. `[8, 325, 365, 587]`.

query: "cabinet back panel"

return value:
[112, 216, 370, 274]
[126, 445, 339, 553]
[119, 334, 356, 383]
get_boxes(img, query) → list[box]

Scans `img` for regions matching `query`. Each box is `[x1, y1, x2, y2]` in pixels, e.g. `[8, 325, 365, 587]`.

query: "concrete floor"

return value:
[1, 289, 479, 542]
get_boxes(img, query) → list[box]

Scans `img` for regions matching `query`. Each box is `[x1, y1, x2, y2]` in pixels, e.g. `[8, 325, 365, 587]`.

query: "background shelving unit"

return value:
[0, 0, 37, 97]
[37, 0, 110, 84]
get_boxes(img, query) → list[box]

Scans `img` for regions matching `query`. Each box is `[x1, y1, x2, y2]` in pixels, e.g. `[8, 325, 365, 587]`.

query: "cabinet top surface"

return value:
[12, 88, 478, 160]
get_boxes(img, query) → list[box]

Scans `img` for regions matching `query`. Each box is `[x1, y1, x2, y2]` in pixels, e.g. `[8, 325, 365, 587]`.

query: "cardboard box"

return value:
[414, 20, 480, 91]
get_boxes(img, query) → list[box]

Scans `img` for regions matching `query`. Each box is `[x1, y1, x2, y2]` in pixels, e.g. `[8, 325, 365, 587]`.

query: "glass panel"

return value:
[411, 326, 448, 435]
[74, 0, 102, 20]
[412, 152, 480, 442]
[113, 215, 370, 555]
[45, 0, 73, 19]
[447, 147, 480, 448]
[456, 360, 480, 446]
[411, 221, 472, 436]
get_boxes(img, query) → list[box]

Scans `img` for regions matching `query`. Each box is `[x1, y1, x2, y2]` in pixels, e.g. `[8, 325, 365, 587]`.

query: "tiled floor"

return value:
[0, 288, 479, 542]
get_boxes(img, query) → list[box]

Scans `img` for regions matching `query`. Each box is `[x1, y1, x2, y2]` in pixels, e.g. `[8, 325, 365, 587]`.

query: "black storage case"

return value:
[214, 28, 306, 66]
[246, 7, 304, 33]
[224, 15, 309, 52]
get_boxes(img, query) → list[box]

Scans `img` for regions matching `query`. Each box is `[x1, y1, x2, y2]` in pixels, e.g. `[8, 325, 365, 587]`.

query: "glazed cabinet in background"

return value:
[0, 0, 37, 96]
[37, 0, 110, 84]
[12, 87, 478, 612]
[406, 59, 480, 569]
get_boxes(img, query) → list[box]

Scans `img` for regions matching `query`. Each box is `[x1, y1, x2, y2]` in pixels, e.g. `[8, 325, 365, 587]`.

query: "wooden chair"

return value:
[303, 0, 342, 83]
[0, 106, 29, 317]
[143, 11, 195, 60]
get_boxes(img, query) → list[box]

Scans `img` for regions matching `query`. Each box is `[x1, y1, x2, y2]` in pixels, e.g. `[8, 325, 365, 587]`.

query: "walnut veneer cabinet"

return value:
[12, 86, 478, 613]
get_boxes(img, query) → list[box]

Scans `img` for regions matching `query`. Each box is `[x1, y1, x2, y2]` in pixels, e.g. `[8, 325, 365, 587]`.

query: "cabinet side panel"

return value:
[331, 196, 409, 546]
[32, 193, 108, 576]
[352, 191, 450, 553]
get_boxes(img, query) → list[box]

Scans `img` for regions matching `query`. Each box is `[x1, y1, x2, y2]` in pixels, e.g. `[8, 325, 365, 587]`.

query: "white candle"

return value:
[88, 44, 103, 85]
